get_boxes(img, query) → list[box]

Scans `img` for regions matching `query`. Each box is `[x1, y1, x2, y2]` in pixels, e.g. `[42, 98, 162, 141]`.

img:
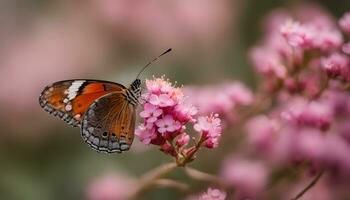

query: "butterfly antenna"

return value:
[136, 48, 172, 79]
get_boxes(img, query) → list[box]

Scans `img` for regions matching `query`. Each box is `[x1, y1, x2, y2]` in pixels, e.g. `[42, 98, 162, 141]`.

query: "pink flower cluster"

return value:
[280, 97, 334, 131]
[280, 19, 343, 51]
[194, 114, 222, 148]
[136, 77, 222, 163]
[236, 5, 350, 199]
[321, 53, 350, 80]
[245, 6, 350, 176]
[249, 6, 350, 94]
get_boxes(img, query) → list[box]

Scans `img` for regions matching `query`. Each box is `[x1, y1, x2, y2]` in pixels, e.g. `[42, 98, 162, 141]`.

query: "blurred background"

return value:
[0, 0, 349, 199]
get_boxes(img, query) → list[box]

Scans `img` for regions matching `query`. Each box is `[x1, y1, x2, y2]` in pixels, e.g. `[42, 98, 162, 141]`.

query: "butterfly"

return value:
[39, 48, 171, 153]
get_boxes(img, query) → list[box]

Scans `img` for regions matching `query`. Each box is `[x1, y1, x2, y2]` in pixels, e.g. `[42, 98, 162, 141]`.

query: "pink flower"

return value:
[86, 173, 135, 200]
[321, 53, 350, 79]
[135, 124, 156, 145]
[139, 103, 163, 123]
[156, 115, 182, 135]
[149, 94, 175, 107]
[339, 12, 350, 35]
[342, 42, 350, 54]
[174, 101, 198, 123]
[194, 114, 222, 148]
[280, 19, 342, 51]
[296, 129, 327, 162]
[225, 82, 253, 105]
[199, 188, 227, 200]
[245, 115, 279, 153]
[281, 97, 333, 131]
[249, 47, 287, 78]
[176, 133, 190, 147]
[184, 82, 253, 118]
[280, 20, 315, 48]
[323, 134, 350, 173]
[294, 129, 350, 174]
[221, 157, 268, 198]
[314, 29, 343, 51]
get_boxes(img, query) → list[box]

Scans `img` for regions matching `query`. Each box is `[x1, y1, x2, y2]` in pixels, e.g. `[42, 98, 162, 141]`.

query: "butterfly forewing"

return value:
[39, 80, 125, 127]
[81, 92, 136, 153]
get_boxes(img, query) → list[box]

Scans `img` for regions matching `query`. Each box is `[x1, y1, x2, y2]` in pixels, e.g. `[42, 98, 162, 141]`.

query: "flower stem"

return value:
[153, 179, 189, 191]
[290, 170, 325, 200]
[177, 136, 206, 166]
[184, 167, 226, 188]
[130, 162, 177, 199]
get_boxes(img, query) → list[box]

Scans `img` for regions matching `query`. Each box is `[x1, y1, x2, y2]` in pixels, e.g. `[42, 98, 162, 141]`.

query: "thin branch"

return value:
[153, 179, 190, 192]
[130, 162, 177, 199]
[290, 170, 325, 200]
[184, 167, 226, 188]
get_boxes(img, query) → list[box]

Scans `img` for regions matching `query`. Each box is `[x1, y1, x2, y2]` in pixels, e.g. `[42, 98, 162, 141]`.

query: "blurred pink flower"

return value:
[342, 42, 350, 54]
[323, 134, 350, 175]
[280, 19, 342, 51]
[86, 173, 135, 200]
[281, 97, 333, 131]
[225, 82, 254, 106]
[314, 29, 343, 51]
[321, 53, 350, 79]
[249, 47, 287, 79]
[245, 115, 280, 153]
[221, 157, 268, 198]
[184, 82, 253, 119]
[199, 188, 227, 200]
[339, 12, 350, 35]
[296, 129, 327, 162]
[280, 20, 315, 48]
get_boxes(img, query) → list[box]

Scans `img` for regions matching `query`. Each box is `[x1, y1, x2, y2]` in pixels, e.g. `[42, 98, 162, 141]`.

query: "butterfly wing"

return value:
[81, 92, 136, 153]
[39, 80, 125, 127]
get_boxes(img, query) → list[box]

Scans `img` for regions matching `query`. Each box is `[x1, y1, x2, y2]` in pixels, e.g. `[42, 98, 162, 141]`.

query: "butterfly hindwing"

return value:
[81, 92, 136, 153]
[39, 79, 126, 127]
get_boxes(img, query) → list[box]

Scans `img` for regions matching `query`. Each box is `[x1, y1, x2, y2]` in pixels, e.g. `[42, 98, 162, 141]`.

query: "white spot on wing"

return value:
[67, 80, 85, 100]
[65, 104, 72, 111]
[74, 114, 81, 119]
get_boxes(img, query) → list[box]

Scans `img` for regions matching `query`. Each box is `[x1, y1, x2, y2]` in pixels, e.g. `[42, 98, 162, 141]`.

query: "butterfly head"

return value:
[130, 79, 141, 91]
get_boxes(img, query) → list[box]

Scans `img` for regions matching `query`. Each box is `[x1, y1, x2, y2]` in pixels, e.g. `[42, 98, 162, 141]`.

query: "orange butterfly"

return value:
[39, 49, 171, 153]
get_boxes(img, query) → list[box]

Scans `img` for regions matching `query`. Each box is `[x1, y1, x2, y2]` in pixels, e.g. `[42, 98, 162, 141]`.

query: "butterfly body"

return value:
[39, 79, 141, 153]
